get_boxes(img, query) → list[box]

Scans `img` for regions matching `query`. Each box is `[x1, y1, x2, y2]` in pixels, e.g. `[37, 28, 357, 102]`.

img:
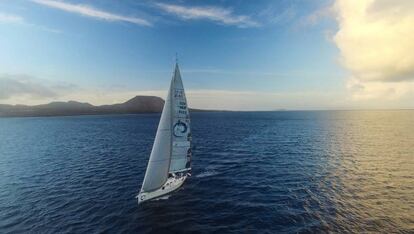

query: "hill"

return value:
[0, 96, 174, 117]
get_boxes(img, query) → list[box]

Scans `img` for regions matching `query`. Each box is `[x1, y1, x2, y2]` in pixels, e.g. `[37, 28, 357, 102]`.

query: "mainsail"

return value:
[169, 64, 191, 173]
[140, 63, 191, 193]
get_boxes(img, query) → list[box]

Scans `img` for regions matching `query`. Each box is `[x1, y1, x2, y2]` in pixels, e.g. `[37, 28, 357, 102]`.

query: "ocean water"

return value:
[0, 111, 413, 233]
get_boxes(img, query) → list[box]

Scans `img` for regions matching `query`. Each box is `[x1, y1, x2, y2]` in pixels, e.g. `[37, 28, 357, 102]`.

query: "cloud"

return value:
[305, 5, 334, 26]
[32, 0, 151, 26]
[185, 89, 341, 110]
[346, 77, 414, 101]
[258, 5, 296, 25]
[0, 12, 24, 24]
[332, 0, 414, 100]
[0, 12, 61, 33]
[48, 89, 343, 111]
[0, 74, 343, 110]
[0, 74, 76, 102]
[156, 3, 259, 28]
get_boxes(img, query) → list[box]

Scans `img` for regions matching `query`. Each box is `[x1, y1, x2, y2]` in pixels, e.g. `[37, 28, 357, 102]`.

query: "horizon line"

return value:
[0, 95, 413, 113]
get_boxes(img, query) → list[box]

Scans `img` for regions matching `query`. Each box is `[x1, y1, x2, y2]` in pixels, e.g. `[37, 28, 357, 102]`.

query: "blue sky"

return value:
[0, 0, 413, 110]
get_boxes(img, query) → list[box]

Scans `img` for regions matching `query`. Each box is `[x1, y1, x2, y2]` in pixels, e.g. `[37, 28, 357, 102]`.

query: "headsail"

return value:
[140, 79, 173, 192]
[169, 64, 192, 173]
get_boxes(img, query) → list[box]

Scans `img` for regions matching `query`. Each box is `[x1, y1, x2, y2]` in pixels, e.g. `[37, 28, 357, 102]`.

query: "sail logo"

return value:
[174, 89, 184, 98]
[178, 110, 187, 115]
[173, 120, 188, 137]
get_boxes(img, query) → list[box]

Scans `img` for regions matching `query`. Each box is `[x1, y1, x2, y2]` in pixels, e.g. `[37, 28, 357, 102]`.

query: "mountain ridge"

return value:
[0, 95, 208, 117]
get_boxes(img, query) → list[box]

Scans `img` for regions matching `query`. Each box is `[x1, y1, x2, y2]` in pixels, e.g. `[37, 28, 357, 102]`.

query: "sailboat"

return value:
[137, 62, 192, 204]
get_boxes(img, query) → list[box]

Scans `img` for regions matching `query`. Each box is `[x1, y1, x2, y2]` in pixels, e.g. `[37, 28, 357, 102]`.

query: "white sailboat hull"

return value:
[137, 175, 187, 204]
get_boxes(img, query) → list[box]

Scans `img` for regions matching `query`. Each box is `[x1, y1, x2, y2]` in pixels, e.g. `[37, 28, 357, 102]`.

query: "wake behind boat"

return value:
[137, 62, 192, 204]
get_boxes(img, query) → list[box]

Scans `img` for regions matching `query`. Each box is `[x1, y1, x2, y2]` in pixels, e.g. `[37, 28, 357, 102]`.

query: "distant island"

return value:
[0, 96, 208, 117]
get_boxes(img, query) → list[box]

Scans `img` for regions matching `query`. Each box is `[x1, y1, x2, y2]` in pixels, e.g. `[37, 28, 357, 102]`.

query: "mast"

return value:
[167, 62, 174, 175]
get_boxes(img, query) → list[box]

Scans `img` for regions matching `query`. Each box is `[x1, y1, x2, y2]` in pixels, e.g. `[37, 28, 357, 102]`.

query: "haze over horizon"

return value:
[1, 0, 413, 111]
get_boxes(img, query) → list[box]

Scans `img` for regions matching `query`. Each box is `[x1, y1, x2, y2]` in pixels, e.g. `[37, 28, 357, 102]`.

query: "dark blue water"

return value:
[0, 111, 413, 233]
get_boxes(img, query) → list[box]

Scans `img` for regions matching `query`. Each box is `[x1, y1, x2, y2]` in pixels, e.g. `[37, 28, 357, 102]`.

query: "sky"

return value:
[0, 0, 413, 110]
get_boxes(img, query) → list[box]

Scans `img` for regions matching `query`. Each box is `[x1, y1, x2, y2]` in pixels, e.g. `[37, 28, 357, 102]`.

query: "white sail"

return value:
[169, 64, 192, 172]
[140, 79, 173, 192]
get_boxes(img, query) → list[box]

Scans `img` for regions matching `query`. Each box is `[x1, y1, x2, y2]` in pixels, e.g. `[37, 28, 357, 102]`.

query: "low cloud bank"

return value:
[0, 74, 342, 110]
[0, 74, 75, 101]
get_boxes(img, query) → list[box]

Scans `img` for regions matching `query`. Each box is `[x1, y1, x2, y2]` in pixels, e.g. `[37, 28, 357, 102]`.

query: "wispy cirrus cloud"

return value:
[0, 12, 24, 24]
[156, 3, 260, 28]
[258, 5, 296, 25]
[31, 0, 151, 26]
[0, 12, 61, 33]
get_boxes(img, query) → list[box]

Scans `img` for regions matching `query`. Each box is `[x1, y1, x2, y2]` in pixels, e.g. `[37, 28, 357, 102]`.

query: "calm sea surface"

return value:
[0, 111, 413, 233]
